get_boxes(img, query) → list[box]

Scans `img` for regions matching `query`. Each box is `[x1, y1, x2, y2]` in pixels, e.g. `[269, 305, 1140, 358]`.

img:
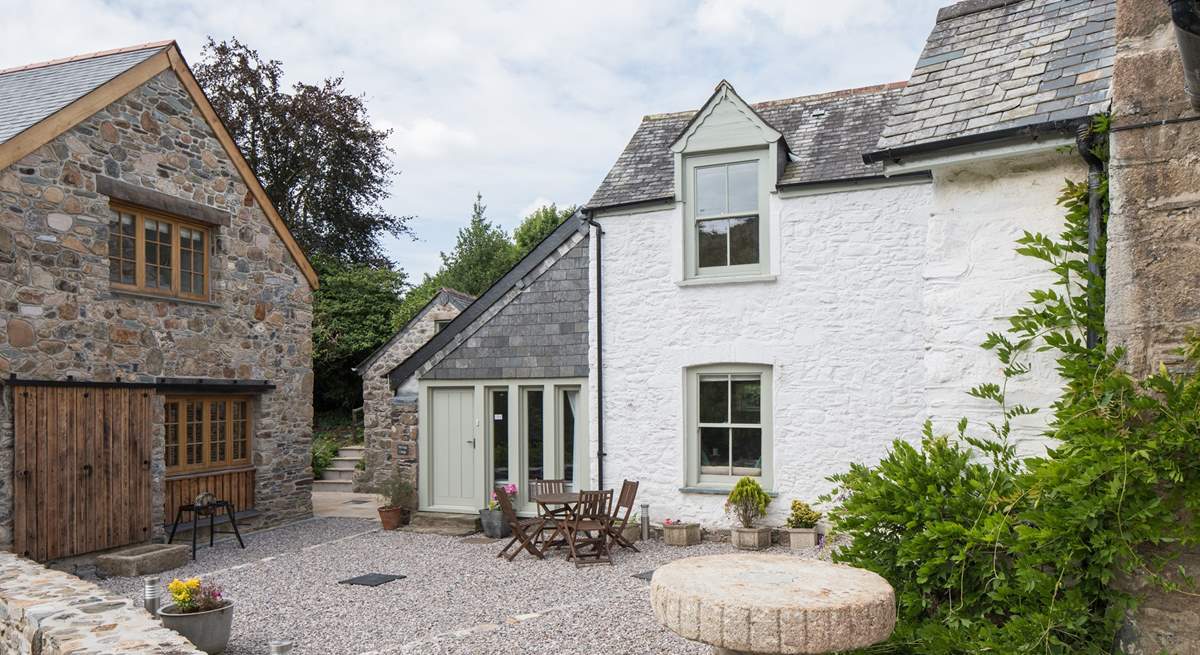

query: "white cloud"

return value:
[0, 0, 944, 277]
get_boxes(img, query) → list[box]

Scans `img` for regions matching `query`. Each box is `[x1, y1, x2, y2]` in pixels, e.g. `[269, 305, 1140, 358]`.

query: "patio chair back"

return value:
[612, 479, 639, 527]
[493, 485, 521, 530]
[529, 479, 566, 498]
[576, 489, 613, 521]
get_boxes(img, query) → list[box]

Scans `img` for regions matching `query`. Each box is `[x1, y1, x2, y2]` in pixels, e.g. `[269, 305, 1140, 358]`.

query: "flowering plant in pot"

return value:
[661, 517, 701, 546]
[725, 477, 772, 550]
[373, 470, 415, 530]
[784, 500, 822, 550]
[158, 577, 233, 654]
[479, 483, 517, 538]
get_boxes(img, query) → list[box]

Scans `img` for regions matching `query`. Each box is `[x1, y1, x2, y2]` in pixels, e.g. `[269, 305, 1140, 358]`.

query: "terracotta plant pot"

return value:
[159, 601, 234, 654]
[662, 523, 701, 546]
[787, 527, 819, 550]
[730, 526, 772, 550]
[378, 506, 410, 530]
[478, 508, 512, 538]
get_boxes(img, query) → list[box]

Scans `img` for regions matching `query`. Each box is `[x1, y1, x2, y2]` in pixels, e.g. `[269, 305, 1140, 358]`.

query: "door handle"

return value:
[81, 464, 93, 477]
[466, 439, 476, 448]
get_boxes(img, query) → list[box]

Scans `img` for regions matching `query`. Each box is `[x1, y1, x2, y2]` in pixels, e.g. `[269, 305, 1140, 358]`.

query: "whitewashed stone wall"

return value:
[593, 182, 932, 526]
[922, 149, 1084, 457]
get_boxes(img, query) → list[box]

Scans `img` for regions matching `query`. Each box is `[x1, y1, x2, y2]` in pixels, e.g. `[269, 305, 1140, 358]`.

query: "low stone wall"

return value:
[0, 551, 200, 654]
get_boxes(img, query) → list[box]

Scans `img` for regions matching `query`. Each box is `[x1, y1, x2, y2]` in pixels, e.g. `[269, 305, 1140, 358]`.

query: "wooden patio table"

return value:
[530, 491, 579, 550]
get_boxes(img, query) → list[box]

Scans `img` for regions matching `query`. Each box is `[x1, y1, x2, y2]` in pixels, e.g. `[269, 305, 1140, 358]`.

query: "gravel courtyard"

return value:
[90, 517, 830, 654]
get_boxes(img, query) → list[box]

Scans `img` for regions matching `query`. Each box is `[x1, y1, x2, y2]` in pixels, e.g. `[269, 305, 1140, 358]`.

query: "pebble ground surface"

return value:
[90, 517, 833, 654]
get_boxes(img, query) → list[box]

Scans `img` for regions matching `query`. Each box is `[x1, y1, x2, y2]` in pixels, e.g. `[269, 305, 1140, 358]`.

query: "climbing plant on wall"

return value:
[827, 116, 1200, 654]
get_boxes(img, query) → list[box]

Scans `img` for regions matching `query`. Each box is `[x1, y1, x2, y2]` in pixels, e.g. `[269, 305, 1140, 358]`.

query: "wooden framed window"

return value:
[108, 203, 209, 300]
[684, 364, 773, 490]
[164, 396, 252, 475]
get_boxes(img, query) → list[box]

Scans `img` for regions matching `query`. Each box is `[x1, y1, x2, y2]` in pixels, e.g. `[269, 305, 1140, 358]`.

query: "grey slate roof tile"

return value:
[587, 82, 906, 210]
[0, 43, 169, 145]
[871, 0, 1114, 156]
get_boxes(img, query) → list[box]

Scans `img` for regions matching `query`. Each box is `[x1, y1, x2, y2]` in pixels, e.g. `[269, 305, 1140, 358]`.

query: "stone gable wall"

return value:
[356, 300, 464, 492]
[422, 235, 589, 380]
[0, 550, 202, 654]
[0, 69, 314, 549]
[1109, 0, 1200, 651]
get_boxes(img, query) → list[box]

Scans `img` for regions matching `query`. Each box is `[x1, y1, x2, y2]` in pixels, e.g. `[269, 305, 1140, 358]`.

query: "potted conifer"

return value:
[158, 577, 233, 654]
[725, 477, 772, 550]
[373, 470, 415, 530]
[785, 500, 822, 550]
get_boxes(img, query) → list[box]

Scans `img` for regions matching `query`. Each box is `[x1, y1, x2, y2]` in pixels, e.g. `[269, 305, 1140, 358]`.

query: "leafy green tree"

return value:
[514, 203, 575, 255]
[311, 255, 406, 411]
[195, 37, 410, 266]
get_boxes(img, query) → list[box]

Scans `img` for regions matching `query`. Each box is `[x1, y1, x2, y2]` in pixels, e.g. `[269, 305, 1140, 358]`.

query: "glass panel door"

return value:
[560, 388, 579, 489]
[489, 389, 509, 487]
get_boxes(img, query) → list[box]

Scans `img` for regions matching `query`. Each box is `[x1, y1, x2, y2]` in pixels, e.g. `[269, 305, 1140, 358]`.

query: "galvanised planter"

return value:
[159, 601, 234, 654]
[479, 509, 511, 538]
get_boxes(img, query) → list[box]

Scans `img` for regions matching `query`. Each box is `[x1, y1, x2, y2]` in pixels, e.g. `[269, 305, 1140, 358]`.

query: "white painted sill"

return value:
[676, 273, 777, 288]
[679, 486, 779, 497]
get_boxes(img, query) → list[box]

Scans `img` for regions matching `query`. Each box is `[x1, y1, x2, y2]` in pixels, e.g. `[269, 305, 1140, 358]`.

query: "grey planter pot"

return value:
[479, 509, 511, 538]
[159, 602, 234, 654]
[787, 527, 819, 550]
[731, 526, 772, 550]
[662, 523, 701, 546]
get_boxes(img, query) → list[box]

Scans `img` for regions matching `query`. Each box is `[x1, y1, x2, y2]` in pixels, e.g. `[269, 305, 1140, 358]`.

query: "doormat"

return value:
[338, 573, 405, 587]
[632, 570, 655, 582]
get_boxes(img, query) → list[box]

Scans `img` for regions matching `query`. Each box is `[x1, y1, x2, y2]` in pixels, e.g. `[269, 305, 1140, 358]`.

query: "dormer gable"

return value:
[671, 80, 782, 155]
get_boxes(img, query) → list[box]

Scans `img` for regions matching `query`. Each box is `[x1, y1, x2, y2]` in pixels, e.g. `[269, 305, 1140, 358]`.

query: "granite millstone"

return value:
[650, 554, 895, 654]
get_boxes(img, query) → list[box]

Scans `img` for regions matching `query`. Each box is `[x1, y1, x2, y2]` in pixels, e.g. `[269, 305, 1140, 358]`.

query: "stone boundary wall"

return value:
[0, 551, 201, 654]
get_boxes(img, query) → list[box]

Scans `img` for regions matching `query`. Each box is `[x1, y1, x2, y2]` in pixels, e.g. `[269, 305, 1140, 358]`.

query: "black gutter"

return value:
[862, 118, 1082, 165]
[776, 171, 931, 191]
[1171, 0, 1200, 111]
[1075, 120, 1106, 351]
[584, 211, 605, 491]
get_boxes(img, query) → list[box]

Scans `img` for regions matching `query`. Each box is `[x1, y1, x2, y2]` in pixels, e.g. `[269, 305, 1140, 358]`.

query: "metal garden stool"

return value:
[168, 492, 245, 559]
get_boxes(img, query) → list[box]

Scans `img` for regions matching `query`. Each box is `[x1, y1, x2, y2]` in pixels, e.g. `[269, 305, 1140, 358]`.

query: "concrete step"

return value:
[313, 479, 354, 493]
[337, 446, 365, 458]
[320, 468, 356, 481]
[330, 456, 361, 464]
[404, 511, 480, 536]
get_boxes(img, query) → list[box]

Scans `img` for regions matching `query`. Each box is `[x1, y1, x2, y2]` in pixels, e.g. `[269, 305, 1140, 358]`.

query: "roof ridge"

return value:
[936, 0, 1024, 23]
[0, 40, 175, 76]
[640, 80, 907, 122]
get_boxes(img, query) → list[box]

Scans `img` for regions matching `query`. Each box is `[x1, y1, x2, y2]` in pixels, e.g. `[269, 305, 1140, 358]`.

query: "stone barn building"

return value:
[0, 41, 318, 562]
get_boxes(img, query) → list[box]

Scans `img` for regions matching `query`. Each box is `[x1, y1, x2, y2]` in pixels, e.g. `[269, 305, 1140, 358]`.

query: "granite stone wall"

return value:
[0, 550, 201, 654]
[1109, 0, 1200, 651]
[0, 69, 314, 549]
[356, 298, 464, 492]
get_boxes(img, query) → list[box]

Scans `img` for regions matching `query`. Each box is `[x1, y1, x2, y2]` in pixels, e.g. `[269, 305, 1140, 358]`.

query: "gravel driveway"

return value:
[91, 517, 830, 654]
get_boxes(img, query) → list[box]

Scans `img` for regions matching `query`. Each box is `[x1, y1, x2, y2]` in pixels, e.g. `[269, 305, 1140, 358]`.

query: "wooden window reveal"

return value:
[164, 397, 252, 474]
[108, 204, 209, 300]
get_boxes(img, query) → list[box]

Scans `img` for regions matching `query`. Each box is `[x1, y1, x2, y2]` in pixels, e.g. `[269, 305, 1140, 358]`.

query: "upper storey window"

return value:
[108, 204, 209, 301]
[684, 151, 769, 279]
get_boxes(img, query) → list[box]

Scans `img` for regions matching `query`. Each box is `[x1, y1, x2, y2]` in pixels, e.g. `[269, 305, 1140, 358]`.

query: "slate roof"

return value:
[586, 82, 907, 210]
[867, 0, 1115, 159]
[0, 42, 171, 145]
[354, 288, 476, 373]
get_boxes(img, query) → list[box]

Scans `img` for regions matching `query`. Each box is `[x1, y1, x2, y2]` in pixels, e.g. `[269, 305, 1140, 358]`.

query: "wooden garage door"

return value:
[11, 384, 153, 561]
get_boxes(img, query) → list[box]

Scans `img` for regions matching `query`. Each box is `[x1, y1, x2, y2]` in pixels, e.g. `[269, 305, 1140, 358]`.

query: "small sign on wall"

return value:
[396, 444, 410, 457]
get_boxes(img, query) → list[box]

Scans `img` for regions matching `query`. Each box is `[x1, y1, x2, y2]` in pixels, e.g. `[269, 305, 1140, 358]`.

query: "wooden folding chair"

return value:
[608, 479, 640, 552]
[494, 487, 545, 561]
[565, 489, 614, 567]
[530, 479, 569, 546]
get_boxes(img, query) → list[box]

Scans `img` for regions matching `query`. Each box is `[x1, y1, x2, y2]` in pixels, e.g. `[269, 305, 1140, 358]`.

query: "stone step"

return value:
[337, 446, 365, 458]
[320, 468, 356, 481]
[331, 456, 361, 464]
[313, 479, 354, 493]
[404, 511, 480, 536]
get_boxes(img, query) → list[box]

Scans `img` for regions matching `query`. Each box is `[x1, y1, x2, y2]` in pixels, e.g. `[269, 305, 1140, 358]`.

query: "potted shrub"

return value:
[479, 483, 516, 538]
[374, 470, 415, 530]
[661, 518, 701, 546]
[784, 500, 822, 550]
[725, 476, 772, 550]
[158, 577, 233, 654]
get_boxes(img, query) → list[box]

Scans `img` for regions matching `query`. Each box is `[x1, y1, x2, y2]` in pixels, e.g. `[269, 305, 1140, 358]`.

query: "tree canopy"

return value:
[514, 203, 575, 253]
[195, 37, 410, 266]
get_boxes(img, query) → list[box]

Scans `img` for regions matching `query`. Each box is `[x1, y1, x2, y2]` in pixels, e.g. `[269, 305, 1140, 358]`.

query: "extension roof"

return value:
[385, 212, 588, 388]
[586, 81, 908, 210]
[0, 41, 319, 288]
[354, 287, 476, 373]
[865, 0, 1115, 162]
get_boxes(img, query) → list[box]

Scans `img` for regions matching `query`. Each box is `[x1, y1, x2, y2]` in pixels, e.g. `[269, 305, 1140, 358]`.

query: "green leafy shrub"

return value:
[725, 477, 771, 528]
[373, 470, 415, 510]
[827, 117, 1200, 653]
[784, 500, 823, 529]
[310, 435, 340, 479]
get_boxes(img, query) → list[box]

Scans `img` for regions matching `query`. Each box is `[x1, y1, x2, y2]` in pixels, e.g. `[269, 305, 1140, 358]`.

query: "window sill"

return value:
[110, 288, 222, 309]
[676, 273, 777, 288]
[679, 486, 777, 497]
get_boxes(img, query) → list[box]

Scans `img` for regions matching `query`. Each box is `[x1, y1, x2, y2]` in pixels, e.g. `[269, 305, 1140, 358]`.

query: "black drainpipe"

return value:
[1075, 121, 1106, 350]
[1170, 0, 1200, 111]
[585, 212, 605, 490]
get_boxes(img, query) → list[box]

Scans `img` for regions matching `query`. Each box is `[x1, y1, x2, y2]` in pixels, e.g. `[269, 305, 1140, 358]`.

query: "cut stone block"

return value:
[96, 543, 190, 577]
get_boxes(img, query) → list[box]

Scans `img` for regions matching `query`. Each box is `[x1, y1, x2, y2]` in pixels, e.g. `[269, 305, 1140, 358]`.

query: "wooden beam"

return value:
[164, 47, 320, 290]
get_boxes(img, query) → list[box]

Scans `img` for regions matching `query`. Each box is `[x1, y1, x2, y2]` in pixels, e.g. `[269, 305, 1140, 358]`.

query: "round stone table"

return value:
[649, 554, 895, 655]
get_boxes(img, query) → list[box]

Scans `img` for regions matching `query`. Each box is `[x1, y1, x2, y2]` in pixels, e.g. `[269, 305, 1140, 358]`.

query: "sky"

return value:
[0, 0, 946, 280]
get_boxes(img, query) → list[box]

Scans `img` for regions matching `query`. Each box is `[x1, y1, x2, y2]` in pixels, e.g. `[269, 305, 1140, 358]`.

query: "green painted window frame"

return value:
[683, 150, 771, 280]
[683, 363, 773, 490]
